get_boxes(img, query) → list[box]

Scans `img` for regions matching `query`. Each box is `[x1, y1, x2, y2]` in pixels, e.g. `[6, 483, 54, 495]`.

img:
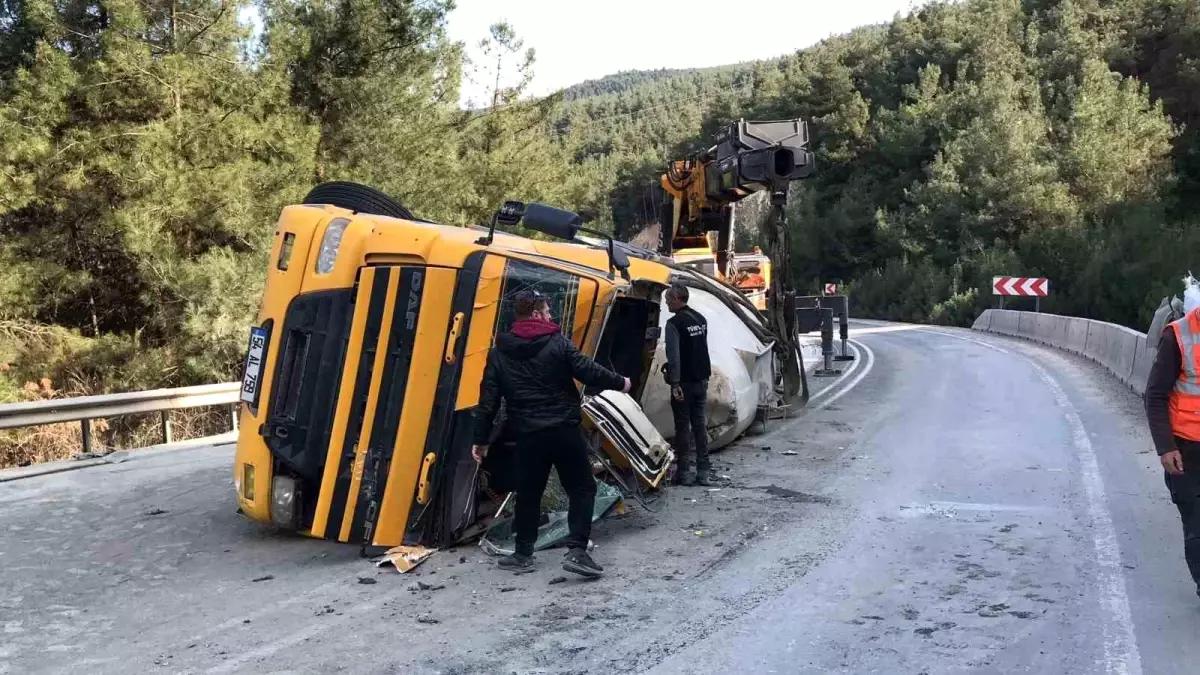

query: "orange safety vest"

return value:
[1169, 309, 1200, 442]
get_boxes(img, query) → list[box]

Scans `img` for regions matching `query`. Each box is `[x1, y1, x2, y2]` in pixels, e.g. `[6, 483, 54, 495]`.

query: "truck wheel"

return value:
[302, 181, 414, 221]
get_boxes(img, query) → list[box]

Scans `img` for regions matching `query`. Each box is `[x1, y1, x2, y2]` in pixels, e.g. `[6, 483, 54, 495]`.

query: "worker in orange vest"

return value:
[1146, 278, 1200, 597]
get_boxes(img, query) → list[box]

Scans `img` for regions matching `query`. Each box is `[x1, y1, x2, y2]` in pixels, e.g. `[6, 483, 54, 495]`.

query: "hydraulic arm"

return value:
[658, 118, 815, 277]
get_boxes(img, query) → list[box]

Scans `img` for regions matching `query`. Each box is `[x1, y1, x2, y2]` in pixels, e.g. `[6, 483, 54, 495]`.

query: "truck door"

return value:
[403, 252, 606, 547]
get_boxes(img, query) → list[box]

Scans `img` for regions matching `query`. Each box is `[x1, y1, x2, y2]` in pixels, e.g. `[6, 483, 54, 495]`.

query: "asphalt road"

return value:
[2, 323, 1196, 674]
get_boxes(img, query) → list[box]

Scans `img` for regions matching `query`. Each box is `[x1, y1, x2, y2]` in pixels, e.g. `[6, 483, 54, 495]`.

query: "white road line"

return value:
[816, 340, 875, 409]
[808, 342, 862, 402]
[918, 327, 1142, 674]
[1027, 358, 1143, 675]
[916, 328, 1011, 354]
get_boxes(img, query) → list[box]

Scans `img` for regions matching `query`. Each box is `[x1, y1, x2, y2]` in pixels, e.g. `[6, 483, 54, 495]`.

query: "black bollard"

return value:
[814, 307, 842, 377]
[834, 298, 854, 361]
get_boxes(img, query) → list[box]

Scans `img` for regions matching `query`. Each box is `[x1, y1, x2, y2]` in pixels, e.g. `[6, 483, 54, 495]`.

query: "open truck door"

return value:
[583, 390, 673, 488]
[580, 277, 673, 489]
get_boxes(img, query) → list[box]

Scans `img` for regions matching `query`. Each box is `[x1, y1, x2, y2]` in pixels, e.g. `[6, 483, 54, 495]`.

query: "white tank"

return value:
[640, 287, 775, 452]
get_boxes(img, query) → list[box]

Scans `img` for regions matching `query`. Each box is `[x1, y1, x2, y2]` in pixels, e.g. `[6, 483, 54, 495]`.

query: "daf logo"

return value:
[406, 270, 424, 329]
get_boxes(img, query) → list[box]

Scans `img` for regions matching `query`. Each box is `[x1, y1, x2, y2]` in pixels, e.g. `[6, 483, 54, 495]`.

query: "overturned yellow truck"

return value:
[233, 183, 793, 550]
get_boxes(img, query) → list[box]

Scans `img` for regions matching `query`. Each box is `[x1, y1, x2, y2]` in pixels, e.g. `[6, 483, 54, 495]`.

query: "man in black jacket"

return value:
[664, 283, 712, 486]
[472, 290, 630, 577]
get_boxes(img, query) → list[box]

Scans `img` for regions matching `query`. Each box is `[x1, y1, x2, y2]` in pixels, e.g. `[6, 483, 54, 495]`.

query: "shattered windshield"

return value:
[496, 258, 581, 336]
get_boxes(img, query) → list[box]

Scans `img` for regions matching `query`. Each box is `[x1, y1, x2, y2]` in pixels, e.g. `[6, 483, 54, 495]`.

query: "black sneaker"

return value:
[562, 548, 604, 578]
[498, 553, 534, 571]
[695, 472, 712, 487]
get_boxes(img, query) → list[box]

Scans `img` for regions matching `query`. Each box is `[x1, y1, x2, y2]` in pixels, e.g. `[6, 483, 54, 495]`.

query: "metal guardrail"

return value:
[0, 382, 242, 453]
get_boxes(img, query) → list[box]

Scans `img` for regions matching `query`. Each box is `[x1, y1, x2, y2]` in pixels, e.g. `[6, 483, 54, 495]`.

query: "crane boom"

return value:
[658, 118, 815, 277]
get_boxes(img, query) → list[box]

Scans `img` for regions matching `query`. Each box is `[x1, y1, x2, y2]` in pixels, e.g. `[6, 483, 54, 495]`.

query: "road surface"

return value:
[1, 323, 1195, 674]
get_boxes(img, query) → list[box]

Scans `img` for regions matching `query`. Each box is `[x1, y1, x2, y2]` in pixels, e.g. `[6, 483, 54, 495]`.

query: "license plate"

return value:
[240, 326, 269, 404]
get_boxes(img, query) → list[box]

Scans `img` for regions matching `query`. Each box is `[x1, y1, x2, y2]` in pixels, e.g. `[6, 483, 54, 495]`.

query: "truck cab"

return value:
[234, 198, 671, 550]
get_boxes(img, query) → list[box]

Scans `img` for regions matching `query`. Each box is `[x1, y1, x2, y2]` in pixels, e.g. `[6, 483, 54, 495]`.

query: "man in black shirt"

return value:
[472, 290, 630, 578]
[1145, 296, 1200, 597]
[664, 283, 712, 486]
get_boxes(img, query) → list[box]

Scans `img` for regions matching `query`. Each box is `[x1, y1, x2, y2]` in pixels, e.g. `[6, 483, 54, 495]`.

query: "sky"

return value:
[445, 0, 925, 106]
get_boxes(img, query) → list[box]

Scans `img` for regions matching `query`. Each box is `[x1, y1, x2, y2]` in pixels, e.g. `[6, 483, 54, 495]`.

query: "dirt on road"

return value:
[374, 413, 859, 675]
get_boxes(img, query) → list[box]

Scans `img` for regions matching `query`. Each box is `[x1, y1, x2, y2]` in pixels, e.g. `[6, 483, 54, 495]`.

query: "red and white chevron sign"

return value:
[992, 276, 1049, 297]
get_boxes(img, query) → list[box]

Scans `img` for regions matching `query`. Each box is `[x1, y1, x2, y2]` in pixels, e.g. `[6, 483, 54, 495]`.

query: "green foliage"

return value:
[615, 0, 1195, 329]
[0, 2, 570, 415]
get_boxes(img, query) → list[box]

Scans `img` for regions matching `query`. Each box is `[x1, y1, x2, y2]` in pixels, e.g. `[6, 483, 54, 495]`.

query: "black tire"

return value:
[302, 181, 414, 221]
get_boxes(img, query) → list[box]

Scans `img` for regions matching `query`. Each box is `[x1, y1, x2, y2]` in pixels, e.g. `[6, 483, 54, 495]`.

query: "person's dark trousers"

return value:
[671, 379, 710, 480]
[1165, 437, 1200, 590]
[513, 423, 597, 557]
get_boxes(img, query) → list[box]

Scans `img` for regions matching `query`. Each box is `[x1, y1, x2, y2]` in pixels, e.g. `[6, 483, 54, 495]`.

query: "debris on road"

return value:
[145, 508, 169, 516]
[251, 575, 274, 583]
[480, 478, 621, 557]
[416, 615, 439, 625]
[781, 449, 799, 456]
[500, 586, 518, 593]
[375, 544, 436, 573]
[549, 576, 567, 585]
[408, 581, 445, 592]
[357, 577, 377, 585]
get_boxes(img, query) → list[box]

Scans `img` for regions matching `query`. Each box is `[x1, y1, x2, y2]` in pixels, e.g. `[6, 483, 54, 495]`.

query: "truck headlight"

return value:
[314, 218, 350, 275]
[270, 475, 299, 529]
[240, 463, 255, 501]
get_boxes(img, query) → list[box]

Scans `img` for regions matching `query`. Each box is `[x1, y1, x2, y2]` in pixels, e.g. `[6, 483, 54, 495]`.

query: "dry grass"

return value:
[0, 378, 235, 469]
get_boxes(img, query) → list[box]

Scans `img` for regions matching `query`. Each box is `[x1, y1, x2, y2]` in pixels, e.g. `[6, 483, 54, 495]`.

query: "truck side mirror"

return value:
[522, 203, 582, 241]
[611, 245, 630, 279]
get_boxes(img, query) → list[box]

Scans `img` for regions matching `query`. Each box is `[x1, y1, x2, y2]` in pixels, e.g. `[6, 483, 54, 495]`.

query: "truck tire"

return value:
[302, 181, 414, 221]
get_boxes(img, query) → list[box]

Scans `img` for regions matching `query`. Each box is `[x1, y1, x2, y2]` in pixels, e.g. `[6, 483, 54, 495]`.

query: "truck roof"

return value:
[295, 204, 670, 284]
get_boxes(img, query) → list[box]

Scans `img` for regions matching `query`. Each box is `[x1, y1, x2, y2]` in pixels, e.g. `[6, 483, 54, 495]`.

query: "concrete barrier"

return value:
[990, 310, 1020, 336]
[1065, 318, 1090, 355]
[1035, 313, 1068, 346]
[1108, 325, 1141, 383]
[1017, 311, 1039, 340]
[973, 309, 1154, 395]
[971, 311, 992, 332]
[1081, 321, 1102, 363]
[1130, 336, 1152, 396]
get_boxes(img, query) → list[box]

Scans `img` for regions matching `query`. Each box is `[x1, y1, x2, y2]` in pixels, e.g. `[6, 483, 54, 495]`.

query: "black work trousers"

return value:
[671, 379, 710, 479]
[1164, 438, 1200, 589]
[513, 423, 596, 557]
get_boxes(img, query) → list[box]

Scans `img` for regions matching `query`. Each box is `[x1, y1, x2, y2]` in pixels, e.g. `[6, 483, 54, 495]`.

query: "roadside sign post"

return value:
[992, 276, 1049, 311]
